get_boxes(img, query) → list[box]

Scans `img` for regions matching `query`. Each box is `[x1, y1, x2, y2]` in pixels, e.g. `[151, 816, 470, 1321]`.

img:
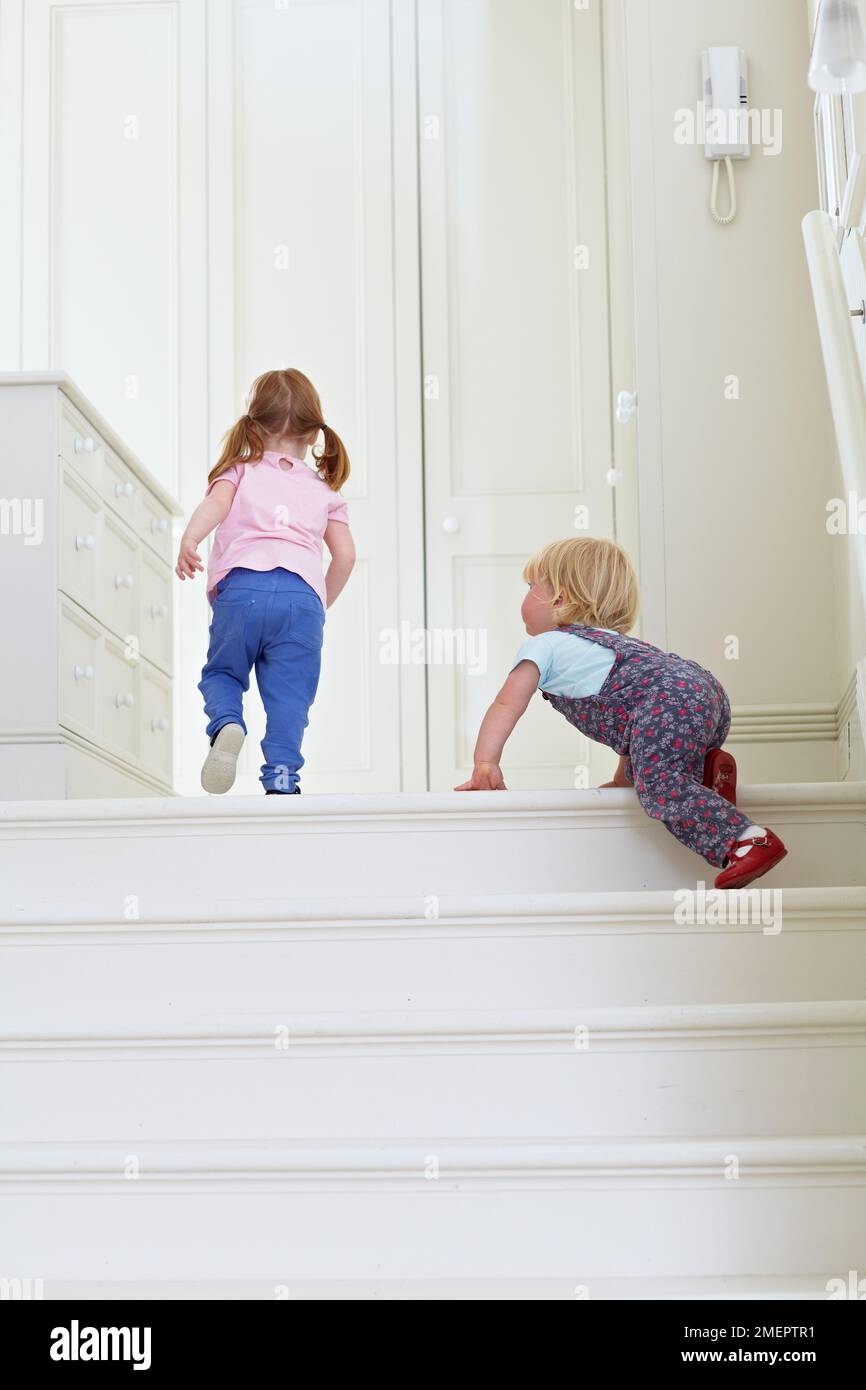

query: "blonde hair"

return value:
[523, 537, 639, 633]
[208, 368, 350, 491]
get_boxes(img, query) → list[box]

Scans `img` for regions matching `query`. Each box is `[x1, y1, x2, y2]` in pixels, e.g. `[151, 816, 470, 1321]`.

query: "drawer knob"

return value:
[114, 573, 135, 590]
[115, 481, 135, 498]
[74, 435, 96, 454]
[74, 534, 96, 551]
[150, 518, 169, 535]
[150, 603, 169, 619]
[73, 664, 94, 682]
[150, 717, 169, 733]
[114, 692, 135, 708]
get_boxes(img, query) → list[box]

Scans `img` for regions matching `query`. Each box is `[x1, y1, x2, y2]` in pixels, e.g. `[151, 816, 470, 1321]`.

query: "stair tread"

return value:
[1, 781, 865, 825]
[4, 883, 866, 926]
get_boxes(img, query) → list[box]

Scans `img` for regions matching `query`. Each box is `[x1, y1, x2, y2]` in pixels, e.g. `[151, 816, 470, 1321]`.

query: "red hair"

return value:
[208, 368, 350, 491]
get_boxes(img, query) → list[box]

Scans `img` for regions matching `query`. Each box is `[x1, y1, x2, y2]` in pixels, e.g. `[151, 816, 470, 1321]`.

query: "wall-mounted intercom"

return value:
[702, 46, 751, 224]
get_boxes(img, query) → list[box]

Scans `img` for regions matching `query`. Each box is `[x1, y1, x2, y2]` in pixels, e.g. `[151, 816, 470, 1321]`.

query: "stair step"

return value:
[2, 1137, 865, 1280]
[3, 889, 864, 1014]
[27, 1274, 855, 1301]
[2, 784, 863, 1286]
[1, 784, 864, 895]
[2, 1010, 863, 1139]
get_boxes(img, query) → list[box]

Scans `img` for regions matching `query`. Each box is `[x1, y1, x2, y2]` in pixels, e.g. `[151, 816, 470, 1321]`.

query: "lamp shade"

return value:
[809, 0, 866, 93]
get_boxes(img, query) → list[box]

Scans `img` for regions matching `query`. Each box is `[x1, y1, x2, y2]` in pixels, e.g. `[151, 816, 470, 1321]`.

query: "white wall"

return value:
[624, 0, 845, 781]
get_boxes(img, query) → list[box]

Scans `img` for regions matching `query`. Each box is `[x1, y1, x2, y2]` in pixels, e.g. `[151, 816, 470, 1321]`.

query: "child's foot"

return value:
[201, 723, 245, 794]
[703, 747, 737, 805]
[714, 828, 787, 889]
[265, 788, 301, 795]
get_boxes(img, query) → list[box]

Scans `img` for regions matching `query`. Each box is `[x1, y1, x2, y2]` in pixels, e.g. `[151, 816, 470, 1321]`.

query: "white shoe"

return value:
[201, 723, 245, 794]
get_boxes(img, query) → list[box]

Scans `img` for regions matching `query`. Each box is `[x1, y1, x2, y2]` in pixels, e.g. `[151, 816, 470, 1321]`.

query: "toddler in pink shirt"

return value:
[176, 368, 356, 795]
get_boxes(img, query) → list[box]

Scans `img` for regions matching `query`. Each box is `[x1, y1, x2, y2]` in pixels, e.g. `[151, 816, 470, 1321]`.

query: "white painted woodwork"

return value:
[18, 0, 201, 497]
[0, 782, 864, 1292]
[200, 0, 421, 796]
[0, 374, 180, 797]
[3, 781, 865, 898]
[418, 0, 618, 790]
[14, 1275, 860, 1301]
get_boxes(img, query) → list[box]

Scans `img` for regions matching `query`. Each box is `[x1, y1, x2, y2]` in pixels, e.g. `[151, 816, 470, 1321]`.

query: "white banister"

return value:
[802, 209, 866, 609]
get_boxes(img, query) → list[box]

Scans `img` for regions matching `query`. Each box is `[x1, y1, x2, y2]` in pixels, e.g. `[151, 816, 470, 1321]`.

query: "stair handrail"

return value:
[802, 211, 866, 742]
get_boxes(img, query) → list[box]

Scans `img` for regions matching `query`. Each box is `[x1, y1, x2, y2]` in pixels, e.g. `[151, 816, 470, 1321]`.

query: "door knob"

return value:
[442, 516, 460, 534]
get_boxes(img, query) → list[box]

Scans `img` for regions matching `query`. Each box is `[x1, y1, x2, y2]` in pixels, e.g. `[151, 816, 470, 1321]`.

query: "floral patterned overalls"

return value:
[541, 626, 751, 867]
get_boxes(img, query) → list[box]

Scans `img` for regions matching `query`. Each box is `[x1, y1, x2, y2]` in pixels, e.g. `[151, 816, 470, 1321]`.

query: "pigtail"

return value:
[208, 413, 266, 486]
[314, 424, 351, 492]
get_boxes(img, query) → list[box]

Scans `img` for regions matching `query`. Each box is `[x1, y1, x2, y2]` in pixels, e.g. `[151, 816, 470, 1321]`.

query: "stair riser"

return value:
[1, 811, 864, 898]
[2, 1049, 864, 1139]
[4, 1187, 865, 1280]
[20, 1276, 851, 1300]
[4, 930, 865, 1015]
[1, 787, 862, 1289]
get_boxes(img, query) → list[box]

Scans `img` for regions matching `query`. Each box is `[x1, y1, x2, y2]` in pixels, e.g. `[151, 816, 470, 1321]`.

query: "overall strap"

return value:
[559, 624, 627, 653]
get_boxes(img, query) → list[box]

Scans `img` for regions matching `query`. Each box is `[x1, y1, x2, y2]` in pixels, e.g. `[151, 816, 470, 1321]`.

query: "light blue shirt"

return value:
[511, 629, 616, 698]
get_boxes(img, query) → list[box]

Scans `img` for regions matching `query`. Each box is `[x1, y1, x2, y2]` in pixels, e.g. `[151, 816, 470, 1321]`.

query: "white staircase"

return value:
[1, 784, 865, 1300]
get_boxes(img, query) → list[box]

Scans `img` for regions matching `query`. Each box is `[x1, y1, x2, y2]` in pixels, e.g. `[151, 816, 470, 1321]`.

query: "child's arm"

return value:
[455, 661, 539, 791]
[323, 521, 356, 608]
[175, 480, 236, 581]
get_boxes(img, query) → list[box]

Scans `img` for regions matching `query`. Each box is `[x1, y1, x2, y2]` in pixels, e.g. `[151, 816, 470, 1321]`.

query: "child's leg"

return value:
[254, 583, 324, 793]
[629, 711, 752, 869]
[198, 587, 261, 741]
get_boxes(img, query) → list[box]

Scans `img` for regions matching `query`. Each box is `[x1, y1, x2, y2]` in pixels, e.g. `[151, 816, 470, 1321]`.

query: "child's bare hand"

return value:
[176, 537, 204, 581]
[599, 772, 632, 789]
[599, 756, 632, 789]
[455, 762, 506, 792]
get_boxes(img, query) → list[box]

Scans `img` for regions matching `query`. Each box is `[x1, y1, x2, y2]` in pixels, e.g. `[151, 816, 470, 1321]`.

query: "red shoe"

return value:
[704, 747, 737, 805]
[714, 829, 787, 889]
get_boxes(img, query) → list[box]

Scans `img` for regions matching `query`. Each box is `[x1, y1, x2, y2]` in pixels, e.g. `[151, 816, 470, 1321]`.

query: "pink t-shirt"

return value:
[206, 452, 349, 606]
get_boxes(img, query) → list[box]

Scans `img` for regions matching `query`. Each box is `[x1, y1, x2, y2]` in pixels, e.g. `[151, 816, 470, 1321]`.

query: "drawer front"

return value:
[59, 401, 105, 485]
[139, 549, 173, 672]
[58, 602, 101, 742]
[101, 449, 139, 530]
[140, 660, 172, 780]
[136, 489, 173, 563]
[102, 634, 140, 763]
[102, 513, 140, 641]
[60, 469, 102, 617]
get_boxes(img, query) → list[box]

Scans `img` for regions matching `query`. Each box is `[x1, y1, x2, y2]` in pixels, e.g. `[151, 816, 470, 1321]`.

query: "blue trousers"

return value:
[198, 567, 325, 792]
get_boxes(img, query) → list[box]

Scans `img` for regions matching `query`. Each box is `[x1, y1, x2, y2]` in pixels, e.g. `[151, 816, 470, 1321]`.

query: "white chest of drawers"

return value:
[0, 374, 181, 798]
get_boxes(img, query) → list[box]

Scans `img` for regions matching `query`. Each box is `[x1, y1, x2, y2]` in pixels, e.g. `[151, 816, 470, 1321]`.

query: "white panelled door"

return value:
[20, 0, 207, 502]
[223, 0, 415, 795]
[418, 0, 618, 790]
